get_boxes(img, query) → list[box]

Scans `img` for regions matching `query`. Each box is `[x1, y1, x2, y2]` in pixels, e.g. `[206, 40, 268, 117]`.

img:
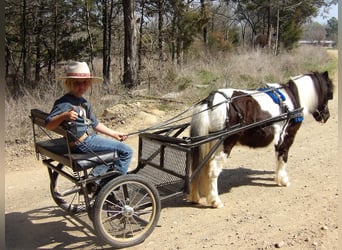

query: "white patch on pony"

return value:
[191, 104, 210, 135]
[291, 75, 318, 115]
[275, 154, 291, 187]
[207, 151, 227, 208]
[207, 90, 235, 132]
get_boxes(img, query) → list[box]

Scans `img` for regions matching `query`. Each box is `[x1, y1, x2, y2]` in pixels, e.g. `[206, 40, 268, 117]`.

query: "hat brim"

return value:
[58, 76, 103, 83]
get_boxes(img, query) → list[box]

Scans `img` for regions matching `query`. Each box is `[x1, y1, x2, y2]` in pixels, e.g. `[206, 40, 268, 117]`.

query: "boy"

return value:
[45, 61, 133, 175]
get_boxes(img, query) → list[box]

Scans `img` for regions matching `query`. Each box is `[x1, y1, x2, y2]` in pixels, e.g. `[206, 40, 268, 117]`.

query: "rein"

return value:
[126, 93, 230, 137]
[126, 86, 297, 137]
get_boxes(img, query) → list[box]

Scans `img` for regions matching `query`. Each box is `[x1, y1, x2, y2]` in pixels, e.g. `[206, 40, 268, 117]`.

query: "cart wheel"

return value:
[50, 164, 87, 214]
[93, 174, 160, 248]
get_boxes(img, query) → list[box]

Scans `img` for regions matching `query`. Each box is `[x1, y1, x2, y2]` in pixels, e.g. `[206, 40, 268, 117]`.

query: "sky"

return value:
[312, 3, 338, 24]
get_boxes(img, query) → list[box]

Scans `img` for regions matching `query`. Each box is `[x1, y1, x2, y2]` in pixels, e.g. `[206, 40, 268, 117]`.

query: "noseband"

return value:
[313, 85, 333, 122]
[313, 94, 332, 122]
[313, 106, 329, 122]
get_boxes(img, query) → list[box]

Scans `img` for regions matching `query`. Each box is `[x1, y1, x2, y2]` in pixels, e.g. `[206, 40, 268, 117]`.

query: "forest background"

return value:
[5, 0, 338, 144]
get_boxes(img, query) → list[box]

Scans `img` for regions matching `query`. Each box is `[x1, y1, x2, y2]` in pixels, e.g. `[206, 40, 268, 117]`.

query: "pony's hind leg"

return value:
[206, 152, 226, 208]
[188, 151, 225, 208]
[188, 178, 201, 204]
[187, 145, 202, 205]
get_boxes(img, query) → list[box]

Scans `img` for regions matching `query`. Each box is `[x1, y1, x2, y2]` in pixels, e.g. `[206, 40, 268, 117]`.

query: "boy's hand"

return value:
[114, 132, 128, 141]
[66, 106, 78, 121]
[118, 134, 128, 141]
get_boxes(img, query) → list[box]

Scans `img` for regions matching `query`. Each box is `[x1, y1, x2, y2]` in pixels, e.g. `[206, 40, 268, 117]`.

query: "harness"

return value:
[258, 85, 303, 123]
[205, 90, 246, 128]
[125, 84, 305, 137]
[206, 87, 303, 129]
[258, 86, 286, 109]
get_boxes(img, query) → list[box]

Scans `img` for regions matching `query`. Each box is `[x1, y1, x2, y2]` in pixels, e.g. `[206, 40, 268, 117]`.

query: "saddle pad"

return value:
[257, 86, 303, 123]
[258, 86, 286, 105]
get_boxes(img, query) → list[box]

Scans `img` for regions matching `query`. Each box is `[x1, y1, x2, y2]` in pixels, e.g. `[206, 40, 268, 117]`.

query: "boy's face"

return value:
[71, 79, 91, 97]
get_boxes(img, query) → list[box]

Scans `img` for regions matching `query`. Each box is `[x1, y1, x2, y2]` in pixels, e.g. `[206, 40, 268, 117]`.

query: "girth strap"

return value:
[208, 91, 244, 128]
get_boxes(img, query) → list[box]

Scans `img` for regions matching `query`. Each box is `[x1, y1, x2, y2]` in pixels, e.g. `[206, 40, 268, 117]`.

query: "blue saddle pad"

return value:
[258, 86, 286, 105]
[258, 86, 303, 123]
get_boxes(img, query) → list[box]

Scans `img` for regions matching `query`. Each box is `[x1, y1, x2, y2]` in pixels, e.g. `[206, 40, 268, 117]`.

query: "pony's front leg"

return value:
[206, 152, 226, 208]
[275, 152, 290, 187]
[274, 123, 301, 187]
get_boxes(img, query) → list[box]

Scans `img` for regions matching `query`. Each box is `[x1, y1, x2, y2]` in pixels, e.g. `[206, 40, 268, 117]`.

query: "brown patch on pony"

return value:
[223, 91, 275, 153]
[274, 81, 302, 164]
[275, 121, 301, 163]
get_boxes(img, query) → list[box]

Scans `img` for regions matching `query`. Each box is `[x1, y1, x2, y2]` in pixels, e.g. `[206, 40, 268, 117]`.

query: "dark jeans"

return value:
[74, 133, 133, 174]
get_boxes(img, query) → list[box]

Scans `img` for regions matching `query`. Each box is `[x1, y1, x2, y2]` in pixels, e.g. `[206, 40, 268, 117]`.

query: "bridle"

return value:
[312, 91, 333, 122]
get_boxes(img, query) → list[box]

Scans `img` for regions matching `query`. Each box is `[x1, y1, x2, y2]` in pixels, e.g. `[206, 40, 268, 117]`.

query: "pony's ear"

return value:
[323, 71, 329, 79]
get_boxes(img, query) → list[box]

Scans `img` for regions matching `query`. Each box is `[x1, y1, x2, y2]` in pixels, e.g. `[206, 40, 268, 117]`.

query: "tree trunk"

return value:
[84, 1, 95, 73]
[274, 6, 280, 56]
[102, 0, 110, 85]
[122, 0, 138, 89]
[200, 0, 208, 44]
[157, 0, 164, 63]
[107, 1, 114, 84]
[137, 0, 145, 77]
[22, 0, 28, 92]
[53, 0, 58, 82]
[34, 21, 42, 87]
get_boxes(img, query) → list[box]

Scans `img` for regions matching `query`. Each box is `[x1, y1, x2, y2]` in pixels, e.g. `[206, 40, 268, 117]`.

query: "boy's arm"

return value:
[94, 123, 128, 141]
[45, 106, 78, 130]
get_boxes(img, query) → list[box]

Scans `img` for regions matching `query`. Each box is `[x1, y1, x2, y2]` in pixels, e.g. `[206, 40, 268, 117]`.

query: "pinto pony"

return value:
[188, 71, 334, 208]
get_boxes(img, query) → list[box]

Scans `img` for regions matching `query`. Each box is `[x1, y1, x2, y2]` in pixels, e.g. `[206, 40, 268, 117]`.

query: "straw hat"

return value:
[58, 61, 103, 83]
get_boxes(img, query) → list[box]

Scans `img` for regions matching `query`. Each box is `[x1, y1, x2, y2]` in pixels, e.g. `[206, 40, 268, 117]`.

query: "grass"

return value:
[5, 45, 336, 143]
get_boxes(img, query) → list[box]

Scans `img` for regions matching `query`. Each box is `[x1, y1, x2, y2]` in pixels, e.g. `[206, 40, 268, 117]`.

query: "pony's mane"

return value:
[285, 79, 301, 109]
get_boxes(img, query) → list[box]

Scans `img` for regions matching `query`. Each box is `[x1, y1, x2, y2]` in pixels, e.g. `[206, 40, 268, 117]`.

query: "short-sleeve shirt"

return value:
[45, 94, 99, 139]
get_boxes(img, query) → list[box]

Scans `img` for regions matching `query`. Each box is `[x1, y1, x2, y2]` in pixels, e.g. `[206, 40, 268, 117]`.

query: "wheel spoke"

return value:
[93, 175, 161, 248]
[50, 165, 87, 214]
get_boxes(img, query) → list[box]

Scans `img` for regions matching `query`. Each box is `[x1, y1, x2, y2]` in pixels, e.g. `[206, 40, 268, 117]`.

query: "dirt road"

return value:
[5, 51, 338, 249]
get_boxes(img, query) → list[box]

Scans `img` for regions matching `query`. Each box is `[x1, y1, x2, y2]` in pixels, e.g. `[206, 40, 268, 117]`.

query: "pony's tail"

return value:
[188, 104, 211, 203]
[190, 104, 210, 169]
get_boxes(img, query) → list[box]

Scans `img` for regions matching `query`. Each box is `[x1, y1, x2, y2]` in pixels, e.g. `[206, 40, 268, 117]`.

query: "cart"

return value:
[30, 106, 303, 248]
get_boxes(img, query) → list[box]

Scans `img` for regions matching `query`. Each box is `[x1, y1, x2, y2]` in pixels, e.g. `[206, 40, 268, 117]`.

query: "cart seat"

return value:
[36, 138, 116, 171]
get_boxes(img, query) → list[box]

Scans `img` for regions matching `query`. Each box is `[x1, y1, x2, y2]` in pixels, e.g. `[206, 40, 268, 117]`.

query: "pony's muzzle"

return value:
[313, 106, 330, 123]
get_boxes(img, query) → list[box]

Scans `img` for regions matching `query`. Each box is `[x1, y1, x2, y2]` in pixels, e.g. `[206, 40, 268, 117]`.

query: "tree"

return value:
[227, 0, 332, 51]
[302, 22, 326, 42]
[122, 0, 138, 89]
[169, 0, 210, 65]
[102, 0, 113, 86]
[5, 0, 104, 96]
[5, 0, 337, 97]
[326, 17, 338, 43]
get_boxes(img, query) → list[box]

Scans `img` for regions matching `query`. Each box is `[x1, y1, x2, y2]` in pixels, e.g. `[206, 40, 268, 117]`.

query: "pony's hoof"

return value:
[275, 177, 291, 187]
[211, 200, 224, 208]
[283, 181, 291, 187]
[187, 194, 200, 204]
[275, 171, 291, 187]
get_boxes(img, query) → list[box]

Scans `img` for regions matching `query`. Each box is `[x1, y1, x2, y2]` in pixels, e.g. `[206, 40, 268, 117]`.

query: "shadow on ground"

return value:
[5, 206, 107, 249]
[161, 166, 277, 208]
[5, 166, 277, 249]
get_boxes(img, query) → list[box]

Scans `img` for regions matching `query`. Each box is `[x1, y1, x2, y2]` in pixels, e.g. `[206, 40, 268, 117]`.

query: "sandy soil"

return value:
[5, 50, 338, 250]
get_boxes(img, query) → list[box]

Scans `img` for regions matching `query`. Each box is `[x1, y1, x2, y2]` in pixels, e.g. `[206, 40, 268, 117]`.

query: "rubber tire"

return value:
[93, 174, 161, 248]
[50, 164, 87, 214]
